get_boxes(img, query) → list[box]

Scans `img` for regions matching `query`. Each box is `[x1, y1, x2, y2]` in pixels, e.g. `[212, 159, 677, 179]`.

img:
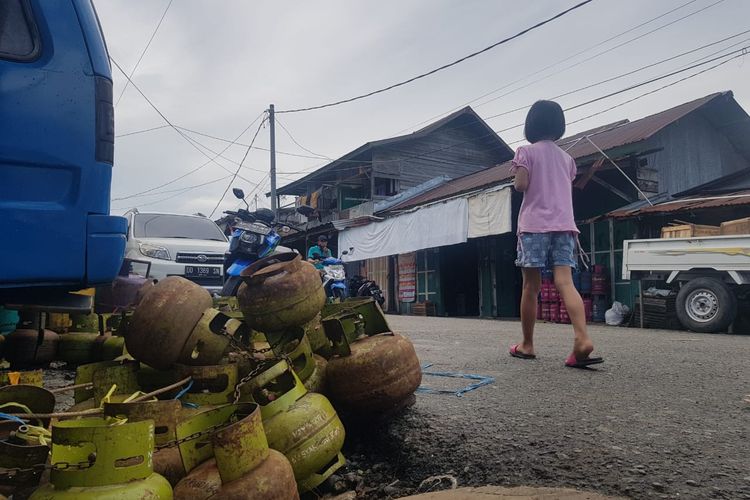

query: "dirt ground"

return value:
[328, 316, 750, 499]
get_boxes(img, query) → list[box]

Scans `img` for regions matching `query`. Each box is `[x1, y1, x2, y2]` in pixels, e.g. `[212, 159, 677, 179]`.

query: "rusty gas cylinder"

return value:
[104, 399, 199, 486]
[72, 360, 140, 405]
[175, 364, 239, 406]
[4, 329, 59, 369]
[237, 253, 326, 333]
[173, 403, 298, 500]
[0, 385, 55, 438]
[0, 438, 49, 498]
[326, 333, 422, 417]
[240, 359, 345, 492]
[126, 276, 230, 369]
[303, 354, 327, 394]
[57, 332, 100, 366]
[29, 418, 171, 499]
[303, 313, 332, 358]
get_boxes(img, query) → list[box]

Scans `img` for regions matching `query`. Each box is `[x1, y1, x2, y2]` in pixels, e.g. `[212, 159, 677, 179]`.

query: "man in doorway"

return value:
[307, 235, 333, 269]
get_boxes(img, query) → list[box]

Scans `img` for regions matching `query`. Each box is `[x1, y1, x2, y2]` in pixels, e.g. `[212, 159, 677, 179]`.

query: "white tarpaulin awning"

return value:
[467, 187, 512, 238]
[339, 197, 469, 262]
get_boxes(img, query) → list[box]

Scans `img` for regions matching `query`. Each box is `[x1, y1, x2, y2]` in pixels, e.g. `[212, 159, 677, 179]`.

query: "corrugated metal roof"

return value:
[387, 163, 514, 211]
[276, 106, 513, 196]
[559, 92, 728, 159]
[608, 190, 750, 219]
[388, 92, 733, 212]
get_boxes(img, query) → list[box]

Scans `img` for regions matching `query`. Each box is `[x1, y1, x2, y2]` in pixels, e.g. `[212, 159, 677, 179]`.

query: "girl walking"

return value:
[508, 100, 603, 368]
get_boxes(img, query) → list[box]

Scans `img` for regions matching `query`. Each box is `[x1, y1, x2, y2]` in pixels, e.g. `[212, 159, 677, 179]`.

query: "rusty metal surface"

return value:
[262, 391, 345, 491]
[0, 439, 49, 490]
[153, 446, 185, 487]
[326, 334, 422, 415]
[126, 276, 212, 369]
[173, 458, 221, 500]
[211, 403, 268, 483]
[608, 190, 750, 219]
[175, 309, 231, 367]
[218, 450, 298, 499]
[0, 385, 55, 436]
[176, 364, 238, 406]
[173, 451, 298, 500]
[4, 330, 59, 369]
[237, 253, 326, 333]
[90, 361, 141, 405]
[302, 354, 327, 394]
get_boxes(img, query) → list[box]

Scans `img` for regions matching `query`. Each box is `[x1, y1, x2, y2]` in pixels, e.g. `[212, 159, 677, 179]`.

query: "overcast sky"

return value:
[96, 0, 750, 217]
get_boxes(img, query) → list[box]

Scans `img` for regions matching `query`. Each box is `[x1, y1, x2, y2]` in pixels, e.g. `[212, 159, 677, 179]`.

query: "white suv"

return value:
[124, 210, 228, 293]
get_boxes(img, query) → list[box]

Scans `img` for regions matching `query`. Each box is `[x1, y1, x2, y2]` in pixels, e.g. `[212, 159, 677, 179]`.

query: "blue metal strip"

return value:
[416, 363, 495, 397]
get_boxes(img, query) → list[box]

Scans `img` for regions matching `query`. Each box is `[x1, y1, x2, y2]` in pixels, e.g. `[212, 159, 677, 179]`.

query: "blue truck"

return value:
[0, 0, 126, 308]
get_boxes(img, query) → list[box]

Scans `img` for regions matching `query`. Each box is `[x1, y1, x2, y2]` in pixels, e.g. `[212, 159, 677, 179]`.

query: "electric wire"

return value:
[114, 0, 174, 107]
[274, 117, 333, 159]
[111, 111, 265, 201]
[112, 175, 232, 211]
[111, 57, 268, 193]
[209, 114, 267, 217]
[278, 44, 749, 178]
[275, 0, 595, 114]
[394, 0, 714, 134]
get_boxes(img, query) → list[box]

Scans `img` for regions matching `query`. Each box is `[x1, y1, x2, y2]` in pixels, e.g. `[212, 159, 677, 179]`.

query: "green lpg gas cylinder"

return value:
[173, 403, 298, 500]
[29, 418, 172, 499]
[240, 359, 345, 492]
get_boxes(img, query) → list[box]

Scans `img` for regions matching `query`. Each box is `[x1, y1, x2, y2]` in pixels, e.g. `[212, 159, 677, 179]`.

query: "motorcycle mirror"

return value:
[232, 188, 245, 200]
[341, 250, 349, 255]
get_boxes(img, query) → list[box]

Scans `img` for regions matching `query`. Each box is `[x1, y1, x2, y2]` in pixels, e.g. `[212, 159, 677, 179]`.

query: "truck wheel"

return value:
[676, 278, 737, 333]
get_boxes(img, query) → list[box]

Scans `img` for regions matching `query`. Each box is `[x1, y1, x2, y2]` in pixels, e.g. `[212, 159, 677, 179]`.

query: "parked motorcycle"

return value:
[315, 256, 348, 301]
[221, 188, 283, 296]
[349, 275, 385, 307]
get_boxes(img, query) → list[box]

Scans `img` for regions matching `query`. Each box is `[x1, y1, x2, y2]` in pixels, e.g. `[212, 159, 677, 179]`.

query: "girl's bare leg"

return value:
[554, 265, 594, 359]
[518, 268, 542, 356]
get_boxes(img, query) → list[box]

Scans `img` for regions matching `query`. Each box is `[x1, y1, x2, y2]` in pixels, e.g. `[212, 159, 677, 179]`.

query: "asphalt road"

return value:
[341, 316, 750, 499]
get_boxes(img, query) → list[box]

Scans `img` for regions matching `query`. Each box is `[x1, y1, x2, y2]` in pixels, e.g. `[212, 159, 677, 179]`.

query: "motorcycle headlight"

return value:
[138, 243, 171, 260]
[240, 232, 259, 244]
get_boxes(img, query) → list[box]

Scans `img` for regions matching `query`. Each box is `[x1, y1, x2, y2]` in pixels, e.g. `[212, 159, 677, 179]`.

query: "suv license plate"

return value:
[184, 266, 221, 278]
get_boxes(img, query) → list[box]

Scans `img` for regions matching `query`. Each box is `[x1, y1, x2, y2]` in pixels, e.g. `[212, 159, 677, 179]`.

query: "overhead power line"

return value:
[483, 29, 750, 121]
[275, 39, 749, 178]
[274, 117, 332, 159]
[114, 0, 174, 107]
[112, 175, 232, 211]
[110, 57, 269, 200]
[210, 114, 268, 217]
[276, 0, 595, 114]
[395, 0, 719, 134]
[112, 111, 265, 201]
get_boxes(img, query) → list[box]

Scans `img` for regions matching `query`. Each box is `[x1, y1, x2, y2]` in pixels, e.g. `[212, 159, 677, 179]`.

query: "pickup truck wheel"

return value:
[676, 278, 736, 333]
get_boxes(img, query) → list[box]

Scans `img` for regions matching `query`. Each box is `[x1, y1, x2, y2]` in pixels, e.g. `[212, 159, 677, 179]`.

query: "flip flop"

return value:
[565, 353, 604, 368]
[509, 344, 536, 360]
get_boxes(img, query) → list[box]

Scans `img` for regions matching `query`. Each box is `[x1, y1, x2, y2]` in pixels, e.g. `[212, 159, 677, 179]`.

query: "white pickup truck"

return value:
[622, 235, 750, 333]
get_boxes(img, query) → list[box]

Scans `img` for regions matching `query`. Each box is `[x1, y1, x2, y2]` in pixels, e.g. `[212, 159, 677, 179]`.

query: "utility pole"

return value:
[268, 104, 277, 214]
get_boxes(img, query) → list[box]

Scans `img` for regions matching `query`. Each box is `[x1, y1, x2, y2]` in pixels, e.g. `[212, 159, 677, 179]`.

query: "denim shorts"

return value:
[516, 232, 577, 268]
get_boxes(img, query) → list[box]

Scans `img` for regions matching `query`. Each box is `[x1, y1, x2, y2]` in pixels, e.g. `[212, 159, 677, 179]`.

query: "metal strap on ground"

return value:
[416, 363, 495, 397]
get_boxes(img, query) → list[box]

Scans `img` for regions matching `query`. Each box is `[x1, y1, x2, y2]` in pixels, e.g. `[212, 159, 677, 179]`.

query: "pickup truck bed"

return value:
[622, 235, 750, 333]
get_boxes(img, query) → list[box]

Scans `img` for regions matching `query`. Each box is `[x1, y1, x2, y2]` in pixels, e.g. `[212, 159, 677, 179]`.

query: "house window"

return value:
[374, 177, 398, 197]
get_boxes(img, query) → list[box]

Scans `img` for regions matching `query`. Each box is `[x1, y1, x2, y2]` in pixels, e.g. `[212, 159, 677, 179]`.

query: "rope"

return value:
[130, 377, 192, 403]
[49, 383, 94, 394]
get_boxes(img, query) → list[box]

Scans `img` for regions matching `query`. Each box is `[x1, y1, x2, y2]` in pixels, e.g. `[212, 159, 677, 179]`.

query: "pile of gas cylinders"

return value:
[0, 252, 422, 499]
[537, 265, 609, 324]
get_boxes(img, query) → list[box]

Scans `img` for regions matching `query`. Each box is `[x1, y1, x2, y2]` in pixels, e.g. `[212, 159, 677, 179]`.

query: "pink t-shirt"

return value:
[511, 140, 578, 234]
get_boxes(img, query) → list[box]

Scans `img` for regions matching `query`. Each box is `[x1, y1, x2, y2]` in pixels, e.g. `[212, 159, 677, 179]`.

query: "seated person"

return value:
[307, 235, 333, 269]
